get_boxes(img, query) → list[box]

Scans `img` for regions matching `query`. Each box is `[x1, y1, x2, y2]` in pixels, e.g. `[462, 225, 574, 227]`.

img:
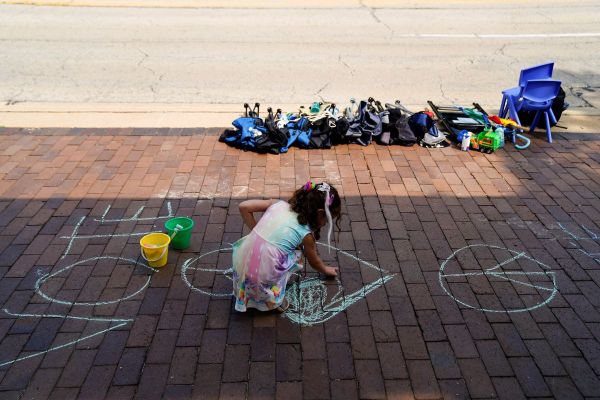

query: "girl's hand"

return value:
[302, 234, 338, 277]
[323, 266, 338, 277]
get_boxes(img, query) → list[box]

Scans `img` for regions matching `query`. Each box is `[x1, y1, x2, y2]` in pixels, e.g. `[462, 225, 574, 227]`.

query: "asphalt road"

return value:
[1, 1, 599, 110]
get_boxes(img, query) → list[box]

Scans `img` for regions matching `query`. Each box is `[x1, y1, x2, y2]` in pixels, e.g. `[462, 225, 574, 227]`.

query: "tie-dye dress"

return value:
[232, 200, 312, 312]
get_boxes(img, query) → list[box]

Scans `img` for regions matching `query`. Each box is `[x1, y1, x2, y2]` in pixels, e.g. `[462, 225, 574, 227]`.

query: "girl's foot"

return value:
[275, 298, 289, 313]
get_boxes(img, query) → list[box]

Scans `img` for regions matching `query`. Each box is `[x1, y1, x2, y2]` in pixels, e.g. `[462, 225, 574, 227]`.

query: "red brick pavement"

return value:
[1, 128, 600, 399]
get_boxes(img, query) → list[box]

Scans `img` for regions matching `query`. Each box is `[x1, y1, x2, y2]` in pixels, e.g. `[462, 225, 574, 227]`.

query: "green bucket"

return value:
[165, 217, 194, 250]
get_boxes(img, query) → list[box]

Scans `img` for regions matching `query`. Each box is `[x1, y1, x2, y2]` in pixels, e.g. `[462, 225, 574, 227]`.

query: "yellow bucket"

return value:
[140, 232, 171, 268]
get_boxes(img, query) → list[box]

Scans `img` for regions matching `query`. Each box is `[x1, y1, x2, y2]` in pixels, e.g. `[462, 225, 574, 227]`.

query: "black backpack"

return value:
[346, 100, 383, 146]
[257, 108, 289, 154]
[518, 86, 568, 127]
[331, 117, 350, 145]
[380, 103, 416, 146]
[391, 114, 417, 146]
[307, 117, 333, 149]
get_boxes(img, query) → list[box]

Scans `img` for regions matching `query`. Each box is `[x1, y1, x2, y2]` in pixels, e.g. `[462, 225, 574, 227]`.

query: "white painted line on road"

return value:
[409, 32, 600, 38]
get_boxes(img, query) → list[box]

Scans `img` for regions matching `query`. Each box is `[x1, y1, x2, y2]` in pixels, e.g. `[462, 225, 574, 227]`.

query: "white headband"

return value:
[317, 182, 334, 252]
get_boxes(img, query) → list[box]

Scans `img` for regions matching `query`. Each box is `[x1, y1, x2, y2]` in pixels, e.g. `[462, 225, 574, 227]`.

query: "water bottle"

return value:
[461, 131, 472, 151]
[495, 126, 505, 148]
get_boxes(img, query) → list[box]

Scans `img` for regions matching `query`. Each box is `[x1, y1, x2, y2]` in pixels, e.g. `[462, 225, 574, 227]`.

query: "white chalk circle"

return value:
[439, 244, 557, 313]
[36, 256, 156, 306]
[181, 247, 235, 298]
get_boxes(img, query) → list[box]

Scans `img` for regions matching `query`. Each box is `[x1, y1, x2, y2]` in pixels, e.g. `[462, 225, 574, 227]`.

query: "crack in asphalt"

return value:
[337, 54, 355, 77]
[359, 0, 394, 38]
[314, 82, 330, 102]
[439, 82, 453, 103]
[495, 43, 519, 69]
[136, 47, 149, 67]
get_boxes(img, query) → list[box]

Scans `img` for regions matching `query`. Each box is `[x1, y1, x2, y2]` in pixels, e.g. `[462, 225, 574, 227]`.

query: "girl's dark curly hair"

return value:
[288, 182, 342, 240]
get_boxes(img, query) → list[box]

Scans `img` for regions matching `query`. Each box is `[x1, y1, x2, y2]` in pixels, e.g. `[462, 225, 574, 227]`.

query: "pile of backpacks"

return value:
[219, 99, 449, 154]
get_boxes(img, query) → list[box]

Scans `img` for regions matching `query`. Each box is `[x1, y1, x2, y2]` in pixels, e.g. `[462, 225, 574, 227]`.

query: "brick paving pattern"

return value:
[0, 127, 600, 399]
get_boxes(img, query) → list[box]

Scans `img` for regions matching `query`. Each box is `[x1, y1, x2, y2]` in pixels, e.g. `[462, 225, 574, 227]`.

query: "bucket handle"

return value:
[141, 245, 168, 263]
[169, 224, 183, 240]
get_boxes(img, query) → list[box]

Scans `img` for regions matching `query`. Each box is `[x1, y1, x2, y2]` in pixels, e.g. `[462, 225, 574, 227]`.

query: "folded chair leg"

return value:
[544, 112, 552, 143]
[530, 111, 541, 135]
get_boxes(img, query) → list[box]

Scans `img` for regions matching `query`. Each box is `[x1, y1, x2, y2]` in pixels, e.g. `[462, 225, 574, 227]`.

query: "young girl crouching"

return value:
[232, 181, 341, 312]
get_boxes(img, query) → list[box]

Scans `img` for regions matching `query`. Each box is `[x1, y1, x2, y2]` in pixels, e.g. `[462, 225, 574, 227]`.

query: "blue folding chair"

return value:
[515, 79, 561, 143]
[499, 62, 554, 119]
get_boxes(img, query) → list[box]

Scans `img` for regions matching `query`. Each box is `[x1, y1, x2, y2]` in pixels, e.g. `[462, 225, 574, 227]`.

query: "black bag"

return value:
[255, 121, 288, 154]
[346, 100, 382, 146]
[518, 86, 567, 127]
[307, 117, 333, 149]
[220, 104, 289, 154]
[254, 108, 289, 154]
[391, 114, 417, 146]
[375, 102, 416, 146]
[331, 117, 350, 145]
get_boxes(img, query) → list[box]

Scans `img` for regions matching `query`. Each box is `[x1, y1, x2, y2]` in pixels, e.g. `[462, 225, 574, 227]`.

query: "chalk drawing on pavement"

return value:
[284, 243, 395, 326]
[1, 200, 171, 369]
[505, 216, 559, 239]
[181, 247, 235, 298]
[439, 244, 557, 313]
[94, 201, 173, 223]
[36, 256, 156, 306]
[0, 256, 156, 368]
[284, 243, 396, 326]
[557, 222, 600, 263]
[0, 310, 132, 368]
[506, 217, 600, 265]
[284, 275, 394, 326]
[60, 217, 165, 259]
[180, 242, 395, 325]
[60, 216, 86, 259]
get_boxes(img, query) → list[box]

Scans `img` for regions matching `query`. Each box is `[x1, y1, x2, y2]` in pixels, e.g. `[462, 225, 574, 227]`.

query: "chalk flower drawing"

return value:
[284, 243, 395, 326]
[439, 244, 558, 313]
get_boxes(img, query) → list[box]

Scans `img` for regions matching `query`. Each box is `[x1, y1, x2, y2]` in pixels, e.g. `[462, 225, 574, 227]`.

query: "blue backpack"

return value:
[220, 103, 267, 150]
[282, 117, 312, 152]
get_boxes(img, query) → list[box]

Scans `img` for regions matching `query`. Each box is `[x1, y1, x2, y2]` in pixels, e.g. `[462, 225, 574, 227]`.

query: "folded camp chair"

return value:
[428, 101, 488, 137]
[499, 62, 554, 120]
[514, 79, 561, 143]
